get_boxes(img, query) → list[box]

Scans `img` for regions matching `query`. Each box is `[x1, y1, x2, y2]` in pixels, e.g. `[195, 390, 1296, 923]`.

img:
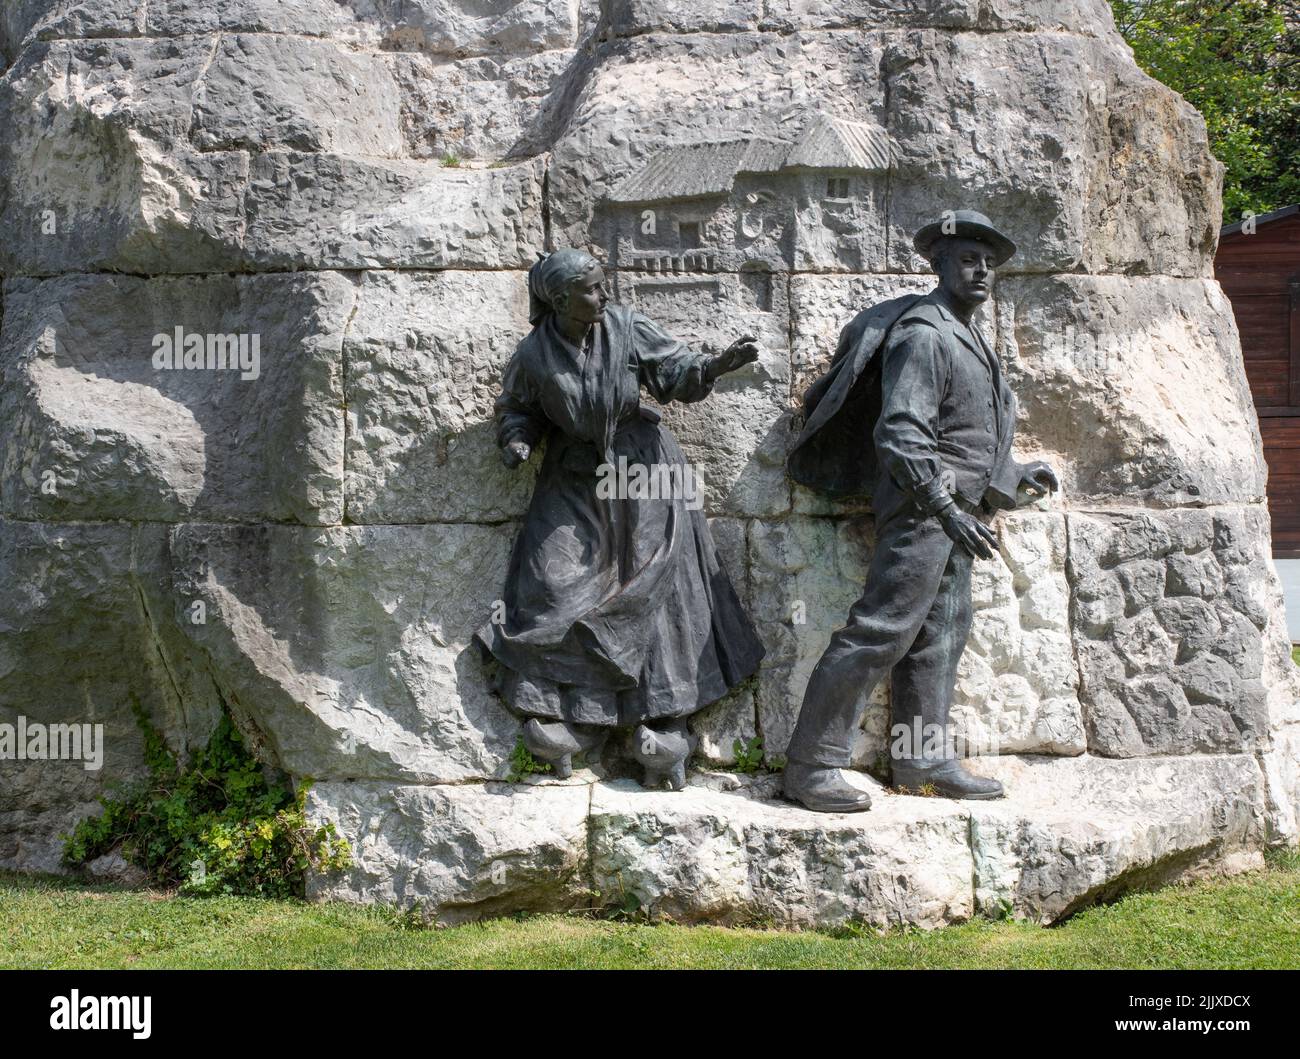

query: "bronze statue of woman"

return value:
[474, 249, 765, 790]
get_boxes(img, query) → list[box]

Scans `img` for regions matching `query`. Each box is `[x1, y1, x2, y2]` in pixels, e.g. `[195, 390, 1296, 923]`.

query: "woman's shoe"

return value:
[521, 718, 598, 779]
[632, 721, 694, 791]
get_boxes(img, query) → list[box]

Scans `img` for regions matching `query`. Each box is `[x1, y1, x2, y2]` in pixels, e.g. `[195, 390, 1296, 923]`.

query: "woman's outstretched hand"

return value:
[706, 335, 761, 381]
[502, 440, 531, 468]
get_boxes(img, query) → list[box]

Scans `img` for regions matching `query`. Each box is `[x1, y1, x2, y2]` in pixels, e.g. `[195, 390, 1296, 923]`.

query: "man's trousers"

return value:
[785, 500, 977, 769]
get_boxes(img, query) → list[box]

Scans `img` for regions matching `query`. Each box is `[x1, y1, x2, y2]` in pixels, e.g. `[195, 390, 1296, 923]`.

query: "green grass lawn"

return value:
[3, 848, 1298, 970]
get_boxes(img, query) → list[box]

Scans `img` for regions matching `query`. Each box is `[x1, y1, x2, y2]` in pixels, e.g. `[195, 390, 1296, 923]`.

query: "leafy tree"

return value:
[1110, 0, 1300, 223]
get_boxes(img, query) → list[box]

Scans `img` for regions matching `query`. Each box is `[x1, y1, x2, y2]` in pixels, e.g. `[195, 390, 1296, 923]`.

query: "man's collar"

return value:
[922, 288, 982, 355]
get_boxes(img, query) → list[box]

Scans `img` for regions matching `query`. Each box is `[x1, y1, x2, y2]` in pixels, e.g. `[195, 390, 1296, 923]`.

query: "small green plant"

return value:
[732, 736, 765, 774]
[592, 872, 649, 924]
[62, 703, 351, 898]
[869, 751, 892, 783]
[506, 736, 552, 783]
[440, 151, 461, 168]
[985, 895, 1017, 922]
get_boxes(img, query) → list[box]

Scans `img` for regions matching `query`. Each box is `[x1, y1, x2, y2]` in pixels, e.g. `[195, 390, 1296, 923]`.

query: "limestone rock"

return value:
[966, 753, 1264, 922]
[995, 276, 1265, 506]
[0, 38, 250, 275]
[343, 270, 536, 524]
[1260, 725, 1300, 844]
[310, 753, 1265, 928]
[385, 49, 578, 162]
[246, 154, 546, 271]
[0, 38, 546, 276]
[607, 0, 1122, 36]
[955, 512, 1084, 757]
[1068, 507, 1273, 757]
[0, 520, 222, 873]
[589, 777, 971, 928]
[4, 0, 585, 53]
[306, 779, 591, 923]
[192, 35, 404, 156]
[617, 270, 793, 517]
[166, 523, 520, 784]
[0, 272, 352, 525]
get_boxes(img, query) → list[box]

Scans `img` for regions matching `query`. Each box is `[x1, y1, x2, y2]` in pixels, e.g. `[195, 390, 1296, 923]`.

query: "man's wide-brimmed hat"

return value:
[912, 210, 1017, 266]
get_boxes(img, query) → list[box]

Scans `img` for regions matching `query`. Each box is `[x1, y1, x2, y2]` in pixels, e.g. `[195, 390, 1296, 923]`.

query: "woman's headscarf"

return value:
[528, 248, 600, 326]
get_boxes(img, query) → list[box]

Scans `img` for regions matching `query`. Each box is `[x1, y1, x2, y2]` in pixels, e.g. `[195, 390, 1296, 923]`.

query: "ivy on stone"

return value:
[62, 703, 351, 898]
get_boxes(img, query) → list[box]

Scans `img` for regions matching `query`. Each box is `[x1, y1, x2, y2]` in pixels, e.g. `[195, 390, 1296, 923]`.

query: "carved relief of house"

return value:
[598, 114, 893, 284]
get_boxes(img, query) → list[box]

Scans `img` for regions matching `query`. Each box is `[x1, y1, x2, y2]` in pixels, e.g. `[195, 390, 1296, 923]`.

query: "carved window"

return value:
[826, 176, 851, 200]
[679, 221, 702, 248]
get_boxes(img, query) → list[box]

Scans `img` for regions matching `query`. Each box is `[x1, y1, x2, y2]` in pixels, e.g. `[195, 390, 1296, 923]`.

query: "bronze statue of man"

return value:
[783, 210, 1058, 812]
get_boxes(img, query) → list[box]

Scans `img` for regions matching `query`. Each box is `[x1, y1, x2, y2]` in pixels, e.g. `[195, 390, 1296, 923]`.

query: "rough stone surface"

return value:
[0, 272, 353, 524]
[306, 779, 592, 923]
[166, 523, 520, 784]
[956, 512, 1084, 757]
[0, 519, 222, 873]
[965, 753, 1265, 922]
[1, 0, 1296, 928]
[589, 776, 973, 928]
[1068, 507, 1273, 758]
[307, 752, 1265, 927]
[1260, 725, 1300, 844]
[994, 276, 1265, 506]
[343, 270, 537, 524]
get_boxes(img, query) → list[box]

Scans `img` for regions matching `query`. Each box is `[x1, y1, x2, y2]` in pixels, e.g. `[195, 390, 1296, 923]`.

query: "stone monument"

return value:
[1, 0, 1297, 929]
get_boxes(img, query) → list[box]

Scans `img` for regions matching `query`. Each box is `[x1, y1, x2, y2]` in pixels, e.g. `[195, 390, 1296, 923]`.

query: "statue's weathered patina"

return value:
[783, 211, 1059, 812]
[475, 249, 765, 790]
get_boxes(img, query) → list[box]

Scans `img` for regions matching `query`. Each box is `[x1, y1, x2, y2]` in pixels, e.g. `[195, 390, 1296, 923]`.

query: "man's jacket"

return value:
[788, 290, 1020, 518]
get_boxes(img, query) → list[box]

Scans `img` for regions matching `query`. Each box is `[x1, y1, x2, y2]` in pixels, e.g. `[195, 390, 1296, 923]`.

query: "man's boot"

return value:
[891, 758, 1003, 799]
[782, 760, 872, 813]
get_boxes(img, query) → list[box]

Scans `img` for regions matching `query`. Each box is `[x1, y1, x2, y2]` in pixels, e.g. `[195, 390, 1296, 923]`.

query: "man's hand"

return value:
[1018, 460, 1059, 500]
[706, 334, 760, 381]
[501, 440, 531, 469]
[938, 504, 999, 560]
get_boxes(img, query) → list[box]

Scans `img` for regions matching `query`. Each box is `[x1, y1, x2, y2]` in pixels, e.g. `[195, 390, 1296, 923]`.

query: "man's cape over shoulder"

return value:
[788, 293, 925, 499]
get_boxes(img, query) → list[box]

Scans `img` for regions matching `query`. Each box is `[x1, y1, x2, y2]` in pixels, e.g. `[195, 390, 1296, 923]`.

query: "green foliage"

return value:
[1110, 0, 1300, 222]
[731, 736, 766, 774]
[986, 896, 1018, 922]
[440, 151, 461, 168]
[62, 704, 351, 898]
[506, 736, 552, 782]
